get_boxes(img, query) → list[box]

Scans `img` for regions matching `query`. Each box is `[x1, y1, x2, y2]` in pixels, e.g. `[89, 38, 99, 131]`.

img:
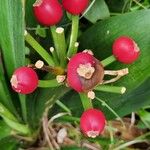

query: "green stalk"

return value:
[50, 26, 60, 66]
[38, 79, 62, 88]
[79, 93, 93, 110]
[55, 27, 67, 68]
[50, 26, 60, 62]
[50, 26, 67, 67]
[94, 85, 126, 94]
[49, 47, 59, 66]
[101, 55, 116, 67]
[67, 15, 79, 58]
[50, 26, 59, 54]
[25, 32, 54, 66]
[95, 97, 125, 128]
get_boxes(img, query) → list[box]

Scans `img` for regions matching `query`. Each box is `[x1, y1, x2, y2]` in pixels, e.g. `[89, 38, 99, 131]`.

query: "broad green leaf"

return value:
[61, 10, 150, 119]
[84, 0, 110, 23]
[79, 9, 150, 91]
[0, 120, 12, 140]
[0, 0, 25, 78]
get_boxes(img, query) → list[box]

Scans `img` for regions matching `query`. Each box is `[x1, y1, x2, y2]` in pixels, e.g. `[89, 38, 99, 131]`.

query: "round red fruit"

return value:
[10, 67, 38, 94]
[33, 0, 63, 26]
[80, 108, 106, 138]
[67, 52, 104, 92]
[112, 36, 140, 64]
[62, 0, 89, 15]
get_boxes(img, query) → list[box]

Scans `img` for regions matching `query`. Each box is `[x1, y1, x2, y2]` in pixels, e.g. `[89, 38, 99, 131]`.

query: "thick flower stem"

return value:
[50, 26, 67, 67]
[55, 27, 67, 68]
[49, 47, 59, 66]
[94, 85, 126, 94]
[25, 32, 55, 66]
[67, 15, 79, 58]
[79, 93, 93, 110]
[38, 79, 62, 88]
[101, 55, 116, 67]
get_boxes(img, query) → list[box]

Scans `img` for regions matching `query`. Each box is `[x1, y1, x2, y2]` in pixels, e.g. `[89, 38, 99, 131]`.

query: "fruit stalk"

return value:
[95, 85, 126, 94]
[67, 15, 79, 57]
[101, 55, 116, 67]
[79, 93, 93, 110]
[25, 32, 55, 66]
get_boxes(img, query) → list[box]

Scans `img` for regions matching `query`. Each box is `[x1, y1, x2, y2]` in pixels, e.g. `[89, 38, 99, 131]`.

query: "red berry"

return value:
[67, 52, 104, 92]
[80, 108, 106, 138]
[62, 0, 89, 15]
[112, 36, 140, 64]
[33, 0, 63, 26]
[10, 67, 38, 94]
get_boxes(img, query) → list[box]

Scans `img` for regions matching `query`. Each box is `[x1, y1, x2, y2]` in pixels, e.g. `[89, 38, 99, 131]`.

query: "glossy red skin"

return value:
[11, 67, 38, 94]
[62, 0, 89, 15]
[33, 0, 63, 26]
[112, 36, 140, 64]
[67, 52, 96, 92]
[80, 109, 106, 137]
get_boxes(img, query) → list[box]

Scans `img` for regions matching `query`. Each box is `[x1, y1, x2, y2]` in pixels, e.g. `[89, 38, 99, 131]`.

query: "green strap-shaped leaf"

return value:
[0, 0, 25, 78]
[0, 60, 16, 114]
[0, 0, 26, 119]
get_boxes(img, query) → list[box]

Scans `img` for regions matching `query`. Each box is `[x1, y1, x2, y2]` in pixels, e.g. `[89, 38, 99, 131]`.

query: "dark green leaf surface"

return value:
[0, 0, 25, 78]
[84, 0, 110, 23]
[61, 10, 150, 119]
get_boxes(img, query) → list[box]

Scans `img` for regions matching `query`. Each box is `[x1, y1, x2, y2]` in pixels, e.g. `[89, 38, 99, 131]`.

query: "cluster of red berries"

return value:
[66, 36, 140, 137]
[10, 0, 140, 139]
[67, 36, 140, 93]
[10, 35, 140, 138]
[33, 0, 89, 26]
